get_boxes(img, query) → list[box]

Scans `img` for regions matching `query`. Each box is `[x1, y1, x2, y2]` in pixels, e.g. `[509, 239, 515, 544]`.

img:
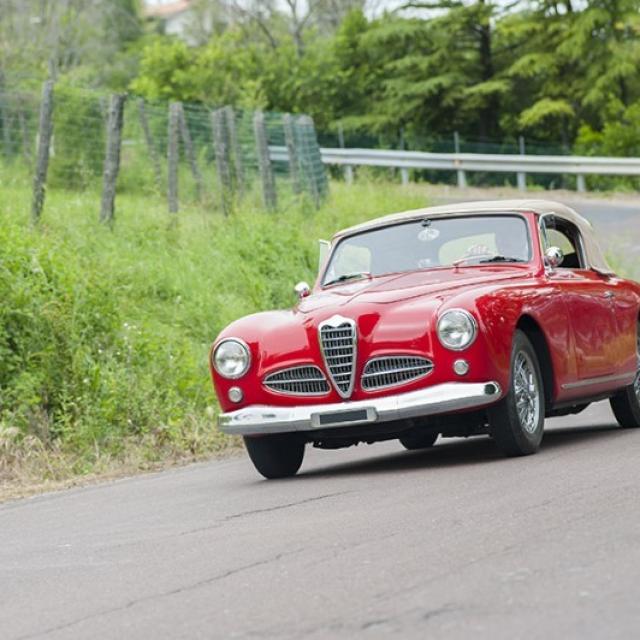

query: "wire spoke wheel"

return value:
[513, 351, 540, 434]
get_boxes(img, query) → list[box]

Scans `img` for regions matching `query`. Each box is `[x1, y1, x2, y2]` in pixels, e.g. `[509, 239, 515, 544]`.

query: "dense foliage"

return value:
[2, 1, 640, 151]
[0, 169, 427, 484]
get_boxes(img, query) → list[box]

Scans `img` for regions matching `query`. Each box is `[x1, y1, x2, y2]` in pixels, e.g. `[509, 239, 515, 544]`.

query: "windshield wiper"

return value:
[324, 272, 371, 287]
[478, 255, 525, 263]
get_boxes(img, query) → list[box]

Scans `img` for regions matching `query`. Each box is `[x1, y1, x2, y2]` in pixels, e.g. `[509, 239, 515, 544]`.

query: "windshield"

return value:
[323, 215, 531, 286]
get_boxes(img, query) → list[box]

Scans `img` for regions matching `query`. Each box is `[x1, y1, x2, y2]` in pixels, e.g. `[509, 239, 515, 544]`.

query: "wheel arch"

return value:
[516, 314, 555, 410]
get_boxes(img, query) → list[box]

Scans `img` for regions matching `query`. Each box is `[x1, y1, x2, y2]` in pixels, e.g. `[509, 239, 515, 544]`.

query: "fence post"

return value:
[517, 135, 526, 192]
[0, 71, 11, 158]
[253, 110, 277, 211]
[224, 106, 244, 197]
[299, 115, 328, 207]
[338, 124, 353, 185]
[138, 99, 163, 189]
[399, 128, 409, 186]
[576, 175, 587, 193]
[211, 108, 232, 216]
[100, 93, 126, 226]
[31, 80, 54, 224]
[177, 103, 203, 200]
[167, 101, 180, 215]
[283, 114, 302, 194]
[454, 131, 467, 189]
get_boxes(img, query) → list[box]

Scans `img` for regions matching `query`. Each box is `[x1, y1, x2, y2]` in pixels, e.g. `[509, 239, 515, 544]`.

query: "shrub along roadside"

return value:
[0, 177, 428, 493]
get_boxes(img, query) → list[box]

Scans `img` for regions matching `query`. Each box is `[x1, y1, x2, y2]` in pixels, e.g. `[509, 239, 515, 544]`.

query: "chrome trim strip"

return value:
[561, 372, 635, 390]
[218, 381, 502, 436]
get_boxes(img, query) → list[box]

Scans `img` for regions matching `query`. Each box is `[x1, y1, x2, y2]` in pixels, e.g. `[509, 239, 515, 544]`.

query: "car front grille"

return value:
[361, 355, 434, 391]
[319, 317, 357, 398]
[263, 366, 330, 396]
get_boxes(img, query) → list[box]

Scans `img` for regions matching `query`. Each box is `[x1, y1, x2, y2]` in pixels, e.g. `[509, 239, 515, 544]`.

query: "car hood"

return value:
[298, 267, 531, 313]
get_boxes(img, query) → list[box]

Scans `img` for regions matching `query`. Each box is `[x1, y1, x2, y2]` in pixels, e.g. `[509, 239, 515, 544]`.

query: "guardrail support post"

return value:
[338, 125, 353, 185]
[454, 131, 466, 188]
[399, 128, 409, 186]
[576, 174, 586, 193]
[517, 136, 526, 192]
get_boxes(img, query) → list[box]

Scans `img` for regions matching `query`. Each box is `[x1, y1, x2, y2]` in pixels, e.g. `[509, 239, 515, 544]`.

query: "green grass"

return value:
[0, 165, 429, 490]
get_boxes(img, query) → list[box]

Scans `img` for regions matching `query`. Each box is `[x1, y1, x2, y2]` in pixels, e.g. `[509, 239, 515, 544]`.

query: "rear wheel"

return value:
[489, 330, 545, 456]
[243, 434, 305, 479]
[609, 323, 640, 428]
[399, 429, 439, 451]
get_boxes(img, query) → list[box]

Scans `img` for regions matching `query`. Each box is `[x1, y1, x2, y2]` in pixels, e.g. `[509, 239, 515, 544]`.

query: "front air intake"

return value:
[361, 355, 434, 391]
[319, 316, 357, 399]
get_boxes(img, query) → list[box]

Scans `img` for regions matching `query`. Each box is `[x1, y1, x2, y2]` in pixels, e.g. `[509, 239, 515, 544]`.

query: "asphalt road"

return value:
[2, 401, 640, 640]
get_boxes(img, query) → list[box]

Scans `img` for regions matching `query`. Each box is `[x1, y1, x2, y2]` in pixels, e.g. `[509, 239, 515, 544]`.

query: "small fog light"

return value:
[228, 387, 243, 403]
[453, 359, 470, 376]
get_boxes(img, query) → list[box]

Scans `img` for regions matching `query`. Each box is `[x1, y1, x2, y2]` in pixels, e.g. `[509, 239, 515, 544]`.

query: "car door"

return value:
[541, 215, 619, 381]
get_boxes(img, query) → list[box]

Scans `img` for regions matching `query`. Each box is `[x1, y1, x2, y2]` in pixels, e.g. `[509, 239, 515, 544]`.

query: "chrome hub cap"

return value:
[514, 351, 540, 434]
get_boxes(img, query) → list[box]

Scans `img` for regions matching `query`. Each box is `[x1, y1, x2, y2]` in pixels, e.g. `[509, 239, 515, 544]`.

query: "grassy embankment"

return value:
[0, 167, 429, 495]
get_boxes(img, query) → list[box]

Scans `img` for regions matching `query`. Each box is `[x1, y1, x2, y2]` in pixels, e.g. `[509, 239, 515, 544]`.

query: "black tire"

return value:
[609, 323, 640, 428]
[243, 434, 305, 479]
[399, 429, 439, 451]
[489, 330, 545, 456]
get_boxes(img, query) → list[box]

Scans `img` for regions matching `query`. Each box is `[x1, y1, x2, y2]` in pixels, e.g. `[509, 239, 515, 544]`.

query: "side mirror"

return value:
[545, 246, 564, 269]
[294, 281, 311, 299]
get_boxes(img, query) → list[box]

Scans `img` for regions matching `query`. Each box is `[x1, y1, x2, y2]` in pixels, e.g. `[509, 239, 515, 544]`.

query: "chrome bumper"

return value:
[218, 382, 502, 436]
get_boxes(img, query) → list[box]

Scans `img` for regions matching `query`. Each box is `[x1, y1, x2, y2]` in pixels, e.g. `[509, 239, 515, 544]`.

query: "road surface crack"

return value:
[14, 548, 303, 640]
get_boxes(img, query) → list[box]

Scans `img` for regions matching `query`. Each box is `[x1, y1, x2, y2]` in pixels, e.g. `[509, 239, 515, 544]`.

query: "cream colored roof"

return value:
[334, 199, 614, 275]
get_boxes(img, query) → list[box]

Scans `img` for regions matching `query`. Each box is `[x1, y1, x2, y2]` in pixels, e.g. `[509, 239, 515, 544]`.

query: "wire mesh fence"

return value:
[0, 82, 330, 223]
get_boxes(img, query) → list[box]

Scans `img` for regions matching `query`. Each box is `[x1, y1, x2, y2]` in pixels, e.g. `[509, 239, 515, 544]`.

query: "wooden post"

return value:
[283, 114, 302, 194]
[517, 135, 526, 192]
[138, 99, 162, 189]
[177, 103, 203, 200]
[31, 80, 54, 224]
[224, 106, 244, 197]
[167, 101, 180, 215]
[211, 108, 232, 216]
[100, 93, 126, 226]
[338, 125, 353, 185]
[299, 115, 328, 204]
[454, 131, 467, 189]
[0, 71, 11, 158]
[253, 110, 277, 211]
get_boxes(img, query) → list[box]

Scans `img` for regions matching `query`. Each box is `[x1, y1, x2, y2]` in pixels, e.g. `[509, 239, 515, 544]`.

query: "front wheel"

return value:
[489, 330, 545, 456]
[609, 323, 640, 428]
[243, 434, 305, 479]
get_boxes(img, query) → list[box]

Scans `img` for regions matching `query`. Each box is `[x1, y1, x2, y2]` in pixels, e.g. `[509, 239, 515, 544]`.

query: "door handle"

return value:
[604, 291, 615, 299]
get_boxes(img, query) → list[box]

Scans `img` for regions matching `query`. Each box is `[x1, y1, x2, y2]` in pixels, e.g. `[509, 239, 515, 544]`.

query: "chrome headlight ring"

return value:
[437, 309, 478, 351]
[212, 338, 251, 379]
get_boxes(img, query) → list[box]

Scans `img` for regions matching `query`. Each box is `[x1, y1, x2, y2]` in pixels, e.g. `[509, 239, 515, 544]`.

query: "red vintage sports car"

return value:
[209, 200, 640, 479]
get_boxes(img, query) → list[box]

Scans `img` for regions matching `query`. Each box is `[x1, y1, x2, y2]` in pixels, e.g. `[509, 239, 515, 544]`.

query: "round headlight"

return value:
[212, 339, 251, 379]
[437, 309, 477, 351]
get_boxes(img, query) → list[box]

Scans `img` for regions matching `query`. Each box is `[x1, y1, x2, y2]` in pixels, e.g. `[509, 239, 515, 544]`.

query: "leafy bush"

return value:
[0, 176, 427, 483]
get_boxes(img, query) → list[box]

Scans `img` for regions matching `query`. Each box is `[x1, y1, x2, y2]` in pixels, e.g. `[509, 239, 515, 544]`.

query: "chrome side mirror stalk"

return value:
[545, 246, 564, 269]
[294, 281, 311, 299]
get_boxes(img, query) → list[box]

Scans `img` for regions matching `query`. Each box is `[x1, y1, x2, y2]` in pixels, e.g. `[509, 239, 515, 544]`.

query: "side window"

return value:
[541, 217, 585, 269]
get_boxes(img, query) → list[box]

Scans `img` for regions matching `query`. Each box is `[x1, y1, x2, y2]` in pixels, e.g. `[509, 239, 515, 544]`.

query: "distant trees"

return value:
[2, 0, 640, 151]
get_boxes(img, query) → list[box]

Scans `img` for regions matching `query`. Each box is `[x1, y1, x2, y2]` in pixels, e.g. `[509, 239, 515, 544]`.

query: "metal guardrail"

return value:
[270, 145, 640, 192]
